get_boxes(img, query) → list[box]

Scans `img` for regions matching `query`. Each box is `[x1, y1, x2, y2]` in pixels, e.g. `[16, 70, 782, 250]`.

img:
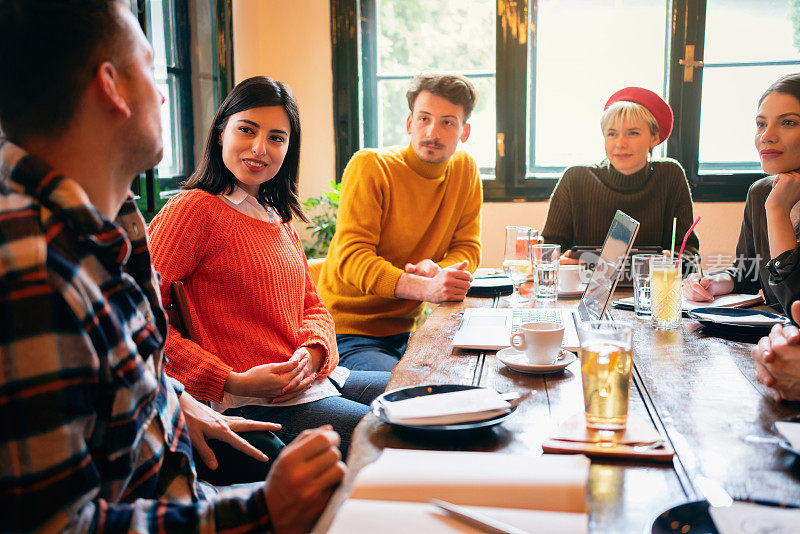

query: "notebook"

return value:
[452, 210, 640, 352]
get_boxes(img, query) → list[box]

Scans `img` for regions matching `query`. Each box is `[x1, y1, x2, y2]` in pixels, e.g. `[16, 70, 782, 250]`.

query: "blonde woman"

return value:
[542, 87, 699, 263]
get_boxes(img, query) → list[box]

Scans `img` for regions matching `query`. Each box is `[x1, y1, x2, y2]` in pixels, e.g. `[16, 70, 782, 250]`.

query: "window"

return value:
[332, 0, 800, 202]
[133, 0, 233, 218]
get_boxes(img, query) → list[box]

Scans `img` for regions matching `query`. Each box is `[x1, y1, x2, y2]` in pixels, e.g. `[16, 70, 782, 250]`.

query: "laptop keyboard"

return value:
[511, 309, 563, 333]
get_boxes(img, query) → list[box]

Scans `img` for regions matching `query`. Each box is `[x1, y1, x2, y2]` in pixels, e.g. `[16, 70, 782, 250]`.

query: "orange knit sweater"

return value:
[148, 189, 337, 403]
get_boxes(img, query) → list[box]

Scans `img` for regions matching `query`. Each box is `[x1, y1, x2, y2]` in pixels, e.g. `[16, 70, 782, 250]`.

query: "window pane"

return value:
[698, 65, 798, 171]
[699, 1, 800, 172]
[377, 0, 494, 74]
[373, 0, 495, 170]
[528, 0, 667, 174]
[705, 0, 797, 64]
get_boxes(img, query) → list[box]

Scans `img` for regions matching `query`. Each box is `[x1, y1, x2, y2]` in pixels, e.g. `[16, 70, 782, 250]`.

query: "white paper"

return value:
[775, 421, 800, 451]
[617, 293, 763, 311]
[328, 499, 588, 534]
[350, 449, 589, 513]
[709, 501, 800, 534]
[211, 366, 351, 411]
[381, 388, 510, 425]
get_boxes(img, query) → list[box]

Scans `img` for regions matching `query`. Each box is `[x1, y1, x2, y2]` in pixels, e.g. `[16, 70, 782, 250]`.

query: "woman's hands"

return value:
[750, 301, 800, 402]
[179, 391, 281, 470]
[682, 272, 735, 302]
[225, 345, 327, 402]
[765, 171, 800, 214]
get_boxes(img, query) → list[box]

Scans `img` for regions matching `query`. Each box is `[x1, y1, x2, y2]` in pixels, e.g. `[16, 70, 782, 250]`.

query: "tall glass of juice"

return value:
[577, 321, 633, 431]
[650, 256, 682, 330]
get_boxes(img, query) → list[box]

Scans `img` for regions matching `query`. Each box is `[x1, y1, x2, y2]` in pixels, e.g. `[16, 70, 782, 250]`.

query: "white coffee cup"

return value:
[509, 322, 564, 365]
[559, 265, 587, 292]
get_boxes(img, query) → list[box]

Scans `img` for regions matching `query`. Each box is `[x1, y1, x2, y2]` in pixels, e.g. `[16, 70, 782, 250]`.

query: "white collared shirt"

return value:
[218, 185, 280, 223]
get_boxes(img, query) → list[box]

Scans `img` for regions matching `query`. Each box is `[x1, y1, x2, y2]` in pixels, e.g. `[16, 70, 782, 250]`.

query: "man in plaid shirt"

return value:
[0, 1, 346, 532]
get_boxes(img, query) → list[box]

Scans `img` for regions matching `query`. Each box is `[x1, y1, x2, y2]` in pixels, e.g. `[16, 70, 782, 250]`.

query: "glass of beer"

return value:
[577, 321, 633, 431]
[650, 256, 682, 330]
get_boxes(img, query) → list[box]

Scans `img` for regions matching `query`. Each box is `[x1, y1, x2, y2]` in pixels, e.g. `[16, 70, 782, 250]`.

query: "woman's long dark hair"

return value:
[759, 72, 800, 107]
[184, 76, 308, 223]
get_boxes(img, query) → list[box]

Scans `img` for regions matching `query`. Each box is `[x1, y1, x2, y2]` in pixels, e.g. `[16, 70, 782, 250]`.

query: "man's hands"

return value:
[265, 426, 346, 534]
[750, 301, 800, 402]
[226, 350, 315, 402]
[179, 392, 280, 470]
[681, 272, 735, 302]
[395, 259, 473, 303]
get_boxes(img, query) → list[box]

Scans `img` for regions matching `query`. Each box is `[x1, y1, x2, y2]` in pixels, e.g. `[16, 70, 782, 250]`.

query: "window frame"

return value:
[133, 0, 233, 218]
[331, 0, 800, 202]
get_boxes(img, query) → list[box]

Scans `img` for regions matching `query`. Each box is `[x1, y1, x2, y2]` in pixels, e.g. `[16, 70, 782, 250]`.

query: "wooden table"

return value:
[313, 294, 800, 533]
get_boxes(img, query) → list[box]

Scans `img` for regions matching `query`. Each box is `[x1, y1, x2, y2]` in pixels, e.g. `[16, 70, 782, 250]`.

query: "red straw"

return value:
[675, 216, 701, 268]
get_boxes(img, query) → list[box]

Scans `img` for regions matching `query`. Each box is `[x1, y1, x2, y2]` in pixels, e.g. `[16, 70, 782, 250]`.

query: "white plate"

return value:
[497, 347, 577, 374]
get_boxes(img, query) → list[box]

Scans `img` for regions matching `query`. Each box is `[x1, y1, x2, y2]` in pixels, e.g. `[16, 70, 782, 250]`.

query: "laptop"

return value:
[451, 210, 640, 352]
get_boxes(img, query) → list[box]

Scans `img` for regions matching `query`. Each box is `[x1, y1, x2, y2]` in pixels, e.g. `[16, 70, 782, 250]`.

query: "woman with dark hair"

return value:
[684, 73, 800, 314]
[148, 76, 390, 483]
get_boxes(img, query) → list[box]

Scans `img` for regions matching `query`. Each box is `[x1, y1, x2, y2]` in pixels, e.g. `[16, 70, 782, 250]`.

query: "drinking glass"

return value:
[502, 226, 532, 307]
[532, 244, 560, 304]
[631, 254, 661, 318]
[577, 321, 633, 431]
[650, 256, 682, 330]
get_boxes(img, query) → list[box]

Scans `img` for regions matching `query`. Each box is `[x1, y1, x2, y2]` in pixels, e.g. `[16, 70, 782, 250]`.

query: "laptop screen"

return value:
[577, 210, 640, 321]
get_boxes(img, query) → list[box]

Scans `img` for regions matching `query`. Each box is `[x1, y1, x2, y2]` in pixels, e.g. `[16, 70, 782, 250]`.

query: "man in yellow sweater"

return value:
[317, 73, 483, 371]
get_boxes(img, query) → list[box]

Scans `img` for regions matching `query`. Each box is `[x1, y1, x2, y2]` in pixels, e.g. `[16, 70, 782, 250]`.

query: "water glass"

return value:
[650, 256, 682, 330]
[502, 226, 532, 307]
[532, 244, 560, 303]
[631, 254, 661, 318]
[577, 321, 633, 431]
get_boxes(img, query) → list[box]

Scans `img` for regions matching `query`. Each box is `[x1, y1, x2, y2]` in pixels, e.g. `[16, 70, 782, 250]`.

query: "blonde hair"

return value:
[600, 101, 659, 139]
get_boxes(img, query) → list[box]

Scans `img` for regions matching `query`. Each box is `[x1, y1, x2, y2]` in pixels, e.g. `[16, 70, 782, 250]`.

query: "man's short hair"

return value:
[406, 74, 478, 121]
[0, 0, 130, 141]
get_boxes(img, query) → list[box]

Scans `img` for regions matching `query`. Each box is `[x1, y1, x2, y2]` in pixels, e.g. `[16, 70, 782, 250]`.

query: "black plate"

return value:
[687, 307, 791, 337]
[773, 414, 800, 456]
[650, 499, 800, 533]
[371, 384, 517, 432]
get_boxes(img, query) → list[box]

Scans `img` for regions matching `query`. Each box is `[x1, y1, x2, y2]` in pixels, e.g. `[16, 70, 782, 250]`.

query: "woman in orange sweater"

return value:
[148, 77, 390, 481]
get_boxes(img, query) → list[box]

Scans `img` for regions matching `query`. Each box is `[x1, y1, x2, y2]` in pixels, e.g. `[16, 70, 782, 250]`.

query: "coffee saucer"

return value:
[558, 283, 587, 299]
[497, 347, 577, 374]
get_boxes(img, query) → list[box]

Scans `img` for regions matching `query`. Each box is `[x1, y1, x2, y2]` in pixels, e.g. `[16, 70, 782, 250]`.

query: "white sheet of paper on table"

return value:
[709, 501, 800, 534]
[774, 421, 800, 451]
[328, 499, 588, 534]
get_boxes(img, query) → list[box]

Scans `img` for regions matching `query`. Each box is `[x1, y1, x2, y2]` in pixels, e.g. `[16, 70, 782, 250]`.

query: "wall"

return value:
[232, 0, 336, 243]
[231, 1, 745, 267]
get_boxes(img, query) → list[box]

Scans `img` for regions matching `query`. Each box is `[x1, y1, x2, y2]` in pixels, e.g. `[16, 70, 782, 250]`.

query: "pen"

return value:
[429, 499, 529, 534]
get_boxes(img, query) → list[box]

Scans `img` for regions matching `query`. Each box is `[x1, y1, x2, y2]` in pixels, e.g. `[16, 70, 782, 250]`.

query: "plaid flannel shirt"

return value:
[0, 139, 272, 533]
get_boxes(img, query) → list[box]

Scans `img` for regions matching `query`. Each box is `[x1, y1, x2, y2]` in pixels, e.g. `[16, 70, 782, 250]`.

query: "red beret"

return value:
[604, 87, 673, 144]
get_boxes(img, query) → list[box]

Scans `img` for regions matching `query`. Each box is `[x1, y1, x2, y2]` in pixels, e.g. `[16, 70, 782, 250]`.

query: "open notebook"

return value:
[329, 449, 589, 534]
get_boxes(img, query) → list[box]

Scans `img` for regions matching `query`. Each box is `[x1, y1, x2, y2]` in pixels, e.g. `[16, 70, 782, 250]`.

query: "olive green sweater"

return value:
[542, 158, 699, 260]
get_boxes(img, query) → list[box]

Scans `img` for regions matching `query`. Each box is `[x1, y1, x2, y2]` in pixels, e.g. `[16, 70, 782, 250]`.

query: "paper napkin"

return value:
[381, 388, 510, 425]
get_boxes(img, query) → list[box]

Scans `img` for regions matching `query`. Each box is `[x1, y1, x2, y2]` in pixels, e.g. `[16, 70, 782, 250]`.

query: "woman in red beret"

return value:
[683, 73, 800, 314]
[542, 87, 699, 264]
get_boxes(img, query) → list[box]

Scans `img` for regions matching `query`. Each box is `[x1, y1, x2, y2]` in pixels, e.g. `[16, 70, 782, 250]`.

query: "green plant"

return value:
[302, 180, 341, 258]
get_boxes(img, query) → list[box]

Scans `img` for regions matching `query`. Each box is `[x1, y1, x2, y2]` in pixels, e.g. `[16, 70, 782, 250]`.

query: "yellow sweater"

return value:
[318, 143, 482, 337]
